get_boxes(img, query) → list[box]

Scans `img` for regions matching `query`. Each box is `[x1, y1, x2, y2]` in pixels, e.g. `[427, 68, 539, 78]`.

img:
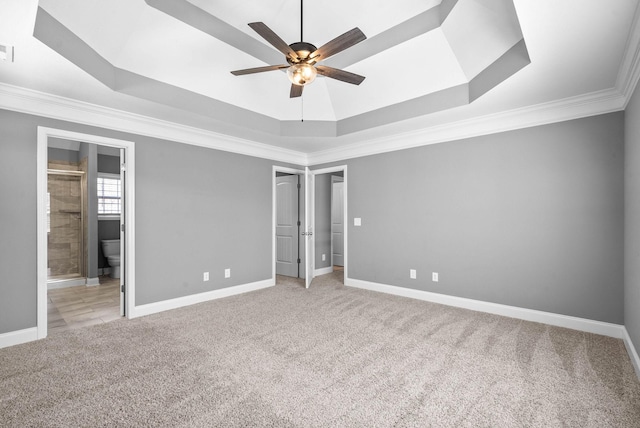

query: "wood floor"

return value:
[47, 276, 121, 334]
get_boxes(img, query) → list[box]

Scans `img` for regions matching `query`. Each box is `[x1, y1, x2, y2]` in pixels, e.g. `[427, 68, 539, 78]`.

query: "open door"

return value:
[119, 148, 126, 316]
[304, 167, 314, 288]
[275, 174, 300, 277]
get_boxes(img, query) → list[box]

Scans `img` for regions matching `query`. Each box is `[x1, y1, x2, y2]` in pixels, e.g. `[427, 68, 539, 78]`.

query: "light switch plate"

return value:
[354, 217, 362, 226]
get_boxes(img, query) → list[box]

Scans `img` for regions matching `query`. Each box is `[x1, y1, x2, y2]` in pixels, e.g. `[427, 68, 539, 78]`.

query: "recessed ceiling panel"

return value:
[38, 0, 146, 61]
[442, 0, 524, 79]
[186, 0, 441, 47]
[327, 30, 468, 120]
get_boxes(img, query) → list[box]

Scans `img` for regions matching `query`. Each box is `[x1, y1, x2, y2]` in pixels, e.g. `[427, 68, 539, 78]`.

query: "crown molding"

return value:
[0, 81, 629, 168]
[616, 0, 640, 107]
[307, 88, 626, 165]
[0, 83, 308, 165]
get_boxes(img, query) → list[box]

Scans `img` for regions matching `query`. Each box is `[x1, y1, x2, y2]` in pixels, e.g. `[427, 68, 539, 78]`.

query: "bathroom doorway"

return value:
[37, 127, 136, 339]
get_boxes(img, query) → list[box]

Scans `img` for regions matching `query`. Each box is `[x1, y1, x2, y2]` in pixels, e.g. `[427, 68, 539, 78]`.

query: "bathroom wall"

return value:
[47, 172, 83, 278]
[79, 143, 98, 281]
[47, 147, 83, 278]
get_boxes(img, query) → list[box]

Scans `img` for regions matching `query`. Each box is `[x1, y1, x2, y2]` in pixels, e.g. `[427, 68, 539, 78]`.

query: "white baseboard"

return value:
[345, 278, 625, 339]
[47, 278, 87, 289]
[314, 266, 333, 276]
[86, 277, 100, 286]
[622, 327, 640, 379]
[130, 279, 275, 318]
[0, 327, 38, 349]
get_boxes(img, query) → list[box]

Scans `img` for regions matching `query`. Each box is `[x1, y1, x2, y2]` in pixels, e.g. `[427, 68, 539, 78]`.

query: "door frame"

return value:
[272, 166, 306, 282]
[310, 165, 348, 281]
[37, 127, 136, 339]
[331, 175, 344, 269]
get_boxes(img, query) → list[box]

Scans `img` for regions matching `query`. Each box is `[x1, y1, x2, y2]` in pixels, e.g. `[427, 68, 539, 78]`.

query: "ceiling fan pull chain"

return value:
[301, 96, 304, 122]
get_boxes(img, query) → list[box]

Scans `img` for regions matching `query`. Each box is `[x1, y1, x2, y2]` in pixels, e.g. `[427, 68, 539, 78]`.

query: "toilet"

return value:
[101, 239, 121, 279]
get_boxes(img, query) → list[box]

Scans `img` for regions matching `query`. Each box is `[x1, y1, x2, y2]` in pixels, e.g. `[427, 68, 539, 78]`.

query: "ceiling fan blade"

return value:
[231, 65, 289, 76]
[290, 84, 303, 98]
[315, 65, 365, 85]
[310, 28, 366, 61]
[248, 22, 298, 60]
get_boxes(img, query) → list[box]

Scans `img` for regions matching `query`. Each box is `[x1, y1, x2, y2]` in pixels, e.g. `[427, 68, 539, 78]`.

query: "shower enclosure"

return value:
[47, 170, 85, 281]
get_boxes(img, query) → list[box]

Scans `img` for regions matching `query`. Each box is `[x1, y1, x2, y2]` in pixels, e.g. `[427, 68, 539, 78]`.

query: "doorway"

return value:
[273, 167, 308, 284]
[272, 165, 348, 289]
[37, 127, 136, 339]
[312, 168, 347, 282]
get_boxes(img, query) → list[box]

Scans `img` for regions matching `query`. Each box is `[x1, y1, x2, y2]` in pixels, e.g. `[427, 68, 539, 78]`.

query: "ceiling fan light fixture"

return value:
[287, 63, 317, 86]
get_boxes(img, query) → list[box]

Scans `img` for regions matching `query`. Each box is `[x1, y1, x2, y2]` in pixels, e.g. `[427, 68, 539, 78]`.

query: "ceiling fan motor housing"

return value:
[288, 42, 318, 64]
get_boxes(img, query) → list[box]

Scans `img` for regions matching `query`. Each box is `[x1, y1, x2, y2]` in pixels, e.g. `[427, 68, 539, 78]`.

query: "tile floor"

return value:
[47, 276, 121, 334]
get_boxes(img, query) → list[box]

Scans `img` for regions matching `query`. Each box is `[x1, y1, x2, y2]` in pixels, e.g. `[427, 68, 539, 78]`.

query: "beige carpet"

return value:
[1, 271, 639, 427]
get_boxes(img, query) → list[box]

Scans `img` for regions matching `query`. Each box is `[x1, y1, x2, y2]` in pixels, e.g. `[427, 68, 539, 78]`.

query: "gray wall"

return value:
[625, 85, 640, 354]
[0, 113, 38, 333]
[98, 153, 120, 174]
[0, 106, 629, 336]
[315, 174, 332, 269]
[0, 109, 298, 334]
[314, 112, 625, 324]
[48, 147, 79, 163]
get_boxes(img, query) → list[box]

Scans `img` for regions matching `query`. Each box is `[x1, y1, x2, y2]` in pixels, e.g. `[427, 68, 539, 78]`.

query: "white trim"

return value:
[617, 0, 640, 105]
[314, 266, 334, 276]
[0, 328, 38, 349]
[36, 128, 47, 340]
[37, 127, 136, 341]
[307, 89, 625, 165]
[344, 278, 625, 339]
[1, 83, 306, 165]
[47, 278, 87, 289]
[0, 83, 629, 168]
[622, 328, 640, 379]
[129, 279, 274, 318]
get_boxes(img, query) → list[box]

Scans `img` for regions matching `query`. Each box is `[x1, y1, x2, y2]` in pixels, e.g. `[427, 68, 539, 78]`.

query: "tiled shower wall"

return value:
[48, 160, 84, 278]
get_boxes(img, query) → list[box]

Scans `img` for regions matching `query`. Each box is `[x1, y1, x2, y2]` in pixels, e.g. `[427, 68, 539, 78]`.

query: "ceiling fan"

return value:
[231, 0, 367, 98]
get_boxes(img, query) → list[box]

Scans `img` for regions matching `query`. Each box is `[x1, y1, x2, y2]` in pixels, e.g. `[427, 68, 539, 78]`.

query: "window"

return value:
[97, 174, 121, 217]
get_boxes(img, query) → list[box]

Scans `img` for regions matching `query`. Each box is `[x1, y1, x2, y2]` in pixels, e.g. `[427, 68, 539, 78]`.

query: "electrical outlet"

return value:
[322, 254, 326, 261]
[203, 272, 209, 281]
[410, 269, 417, 279]
[432, 272, 439, 282]
[224, 268, 231, 278]
[354, 217, 362, 226]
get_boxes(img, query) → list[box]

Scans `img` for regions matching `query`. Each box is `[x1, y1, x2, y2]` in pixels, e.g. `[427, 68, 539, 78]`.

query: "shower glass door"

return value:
[47, 170, 85, 280]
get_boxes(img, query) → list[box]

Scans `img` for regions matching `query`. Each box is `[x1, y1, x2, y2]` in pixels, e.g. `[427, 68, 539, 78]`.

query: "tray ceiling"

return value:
[0, 0, 638, 156]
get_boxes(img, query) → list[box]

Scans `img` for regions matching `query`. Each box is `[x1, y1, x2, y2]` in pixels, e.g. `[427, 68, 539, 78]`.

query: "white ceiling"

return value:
[0, 0, 638, 158]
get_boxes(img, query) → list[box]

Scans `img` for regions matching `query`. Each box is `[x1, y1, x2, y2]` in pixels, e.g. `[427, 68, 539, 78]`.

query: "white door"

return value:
[332, 179, 344, 266]
[305, 168, 315, 288]
[119, 149, 126, 316]
[276, 174, 300, 277]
